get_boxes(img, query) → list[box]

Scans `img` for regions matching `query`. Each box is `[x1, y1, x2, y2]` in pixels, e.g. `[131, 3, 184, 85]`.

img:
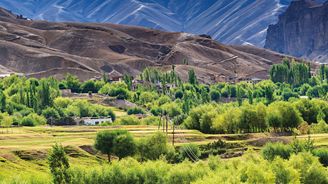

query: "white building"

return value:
[81, 117, 112, 126]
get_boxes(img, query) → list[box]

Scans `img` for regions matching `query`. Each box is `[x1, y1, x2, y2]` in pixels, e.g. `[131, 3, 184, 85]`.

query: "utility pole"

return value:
[172, 121, 175, 146]
[158, 115, 161, 130]
[162, 114, 165, 132]
[165, 116, 168, 134]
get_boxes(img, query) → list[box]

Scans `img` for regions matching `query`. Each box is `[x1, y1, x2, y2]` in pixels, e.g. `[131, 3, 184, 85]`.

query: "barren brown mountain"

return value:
[0, 7, 295, 83]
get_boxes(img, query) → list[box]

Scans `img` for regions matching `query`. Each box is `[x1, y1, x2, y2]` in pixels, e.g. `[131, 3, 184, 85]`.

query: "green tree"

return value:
[264, 86, 274, 105]
[236, 86, 243, 106]
[175, 90, 183, 99]
[94, 130, 135, 161]
[247, 90, 253, 104]
[0, 90, 6, 112]
[39, 80, 52, 108]
[20, 113, 47, 126]
[138, 132, 169, 160]
[0, 112, 13, 128]
[42, 107, 60, 125]
[80, 80, 97, 93]
[64, 74, 80, 93]
[48, 144, 70, 184]
[209, 89, 221, 102]
[269, 102, 302, 131]
[188, 69, 197, 85]
[123, 74, 133, 90]
[112, 132, 136, 159]
[294, 99, 319, 124]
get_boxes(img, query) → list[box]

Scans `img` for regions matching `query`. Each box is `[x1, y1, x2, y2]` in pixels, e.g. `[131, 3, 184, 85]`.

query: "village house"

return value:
[78, 117, 112, 126]
[108, 70, 123, 82]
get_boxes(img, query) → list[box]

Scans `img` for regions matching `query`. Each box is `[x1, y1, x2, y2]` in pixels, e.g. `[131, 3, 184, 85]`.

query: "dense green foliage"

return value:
[270, 59, 310, 86]
[0, 75, 116, 127]
[0, 58, 327, 133]
[48, 144, 71, 184]
[94, 130, 136, 161]
[46, 150, 327, 184]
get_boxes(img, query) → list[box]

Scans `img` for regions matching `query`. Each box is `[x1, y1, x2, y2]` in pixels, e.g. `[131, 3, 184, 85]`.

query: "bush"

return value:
[141, 116, 160, 126]
[150, 106, 162, 116]
[42, 107, 60, 124]
[311, 120, 328, 133]
[290, 138, 314, 154]
[313, 148, 328, 167]
[178, 144, 201, 162]
[0, 112, 13, 127]
[54, 97, 73, 108]
[139, 92, 158, 104]
[272, 158, 300, 184]
[157, 95, 171, 106]
[175, 90, 183, 99]
[262, 142, 292, 161]
[137, 132, 169, 160]
[289, 152, 328, 184]
[127, 107, 145, 115]
[161, 102, 182, 118]
[209, 90, 221, 102]
[99, 83, 130, 100]
[20, 113, 47, 126]
[80, 80, 97, 93]
[48, 144, 71, 184]
[118, 116, 141, 125]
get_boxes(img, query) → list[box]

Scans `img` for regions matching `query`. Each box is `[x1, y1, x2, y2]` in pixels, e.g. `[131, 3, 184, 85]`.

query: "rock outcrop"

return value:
[265, 0, 328, 63]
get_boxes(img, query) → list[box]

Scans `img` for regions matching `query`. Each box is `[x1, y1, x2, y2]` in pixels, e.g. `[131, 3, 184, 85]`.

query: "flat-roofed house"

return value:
[79, 117, 112, 126]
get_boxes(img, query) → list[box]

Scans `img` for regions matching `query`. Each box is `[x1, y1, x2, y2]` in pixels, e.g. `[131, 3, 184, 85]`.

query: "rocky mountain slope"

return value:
[265, 0, 328, 63]
[0, 0, 292, 47]
[0, 7, 293, 83]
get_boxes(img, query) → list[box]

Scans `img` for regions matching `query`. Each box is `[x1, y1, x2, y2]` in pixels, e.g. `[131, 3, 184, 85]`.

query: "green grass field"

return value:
[0, 125, 327, 182]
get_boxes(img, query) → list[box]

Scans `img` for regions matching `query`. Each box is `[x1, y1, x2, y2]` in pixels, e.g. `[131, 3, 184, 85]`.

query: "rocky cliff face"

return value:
[265, 0, 328, 63]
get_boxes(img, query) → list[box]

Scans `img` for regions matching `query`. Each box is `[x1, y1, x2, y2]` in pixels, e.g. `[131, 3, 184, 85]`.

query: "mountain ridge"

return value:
[0, 0, 292, 47]
[0, 6, 295, 83]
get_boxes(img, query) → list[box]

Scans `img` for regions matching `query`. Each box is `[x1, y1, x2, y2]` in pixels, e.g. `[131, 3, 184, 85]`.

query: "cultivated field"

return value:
[0, 125, 327, 182]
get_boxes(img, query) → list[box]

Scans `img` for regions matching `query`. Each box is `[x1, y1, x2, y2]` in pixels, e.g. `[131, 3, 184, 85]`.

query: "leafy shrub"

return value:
[271, 157, 300, 184]
[127, 107, 145, 115]
[118, 116, 141, 125]
[161, 102, 182, 118]
[42, 107, 60, 123]
[178, 144, 201, 162]
[80, 80, 97, 93]
[157, 95, 171, 106]
[311, 120, 328, 133]
[48, 144, 71, 184]
[54, 97, 73, 108]
[262, 142, 292, 161]
[209, 90, 221, 102]
[137, 132, 169, 161]
[99, 83, 130, 100]
[313, 148, 328, 167]
[20, 113, 47, 126]
[290, 138, 314, 154]
[141, 116, 160, 126]
[289, 152, 328, 184]
[175, 90, 183, 99]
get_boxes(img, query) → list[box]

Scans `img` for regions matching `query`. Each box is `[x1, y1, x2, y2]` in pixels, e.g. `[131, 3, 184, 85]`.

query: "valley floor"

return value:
[0, 125, 327, 182]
